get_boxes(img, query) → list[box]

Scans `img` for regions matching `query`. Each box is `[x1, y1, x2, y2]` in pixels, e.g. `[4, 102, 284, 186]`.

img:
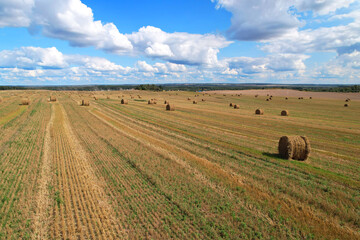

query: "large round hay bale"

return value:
[285, 97, 288, 100]
[278, 136, 311, 160]
[266, 99, 269, 101]
[94, 96, 98, 100]
[81, 100, 90, 106]
[344, 104, 348, 107]
[255, 109, 264, 115]
[21, 98, 30, 105]
[281, 110, 289, 116]
[121, 99, 128, 104]
[164, 100, 168, 104]
[229, 103, 233, 107]
[166, 104, 175, 111]
[202, 99, 205, 102]
[234, 104, 239, 109]
[193, 100, 197, 104]
[50, 96, 56, 102]
[187, 97, 191, 100]
[107, 96, 110, 99]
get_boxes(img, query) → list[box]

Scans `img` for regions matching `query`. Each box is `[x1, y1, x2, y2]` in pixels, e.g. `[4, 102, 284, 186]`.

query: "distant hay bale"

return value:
[229, 103, 233, 107]
[50, 96, 56, 102]
[344, 104, 348, 107]
[285, 97, 288, 100]
[81, 100, 90, 106]
[266, 99, 269, 101]
[164, 100, 168, 104]
[166, 104, 175, 111]
[148, 99, 157, 104]
[193, 100, 197, 104]
[255, 109, 264, 115]
[281, 110, 289, 116]
[345, 99, 349, 102]
[255, 95, 259, 98]
[121, 99, 128, 104]
[0, 97, 2, 103]
[278, 136, 311, 161]
[202, 99, 205, 102]
[107, 96, 110, 99]
[223, 94, 226, 96]
[94, 96, 98, 100]
[309, 97, 312, 99]
[21, 98, 30, 105]
[234, 104, 239, 109]
[187, 97, 191, 100]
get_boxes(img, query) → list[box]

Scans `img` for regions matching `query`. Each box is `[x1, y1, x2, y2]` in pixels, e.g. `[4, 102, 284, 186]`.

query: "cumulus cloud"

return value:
[127, 26, 230, 66]
[262, 12, 360, 54]
[0, 46, 66, 69]
[213, 0, 356, 41]
[0, 0, 231, 66]
[223, 54, 309, 74]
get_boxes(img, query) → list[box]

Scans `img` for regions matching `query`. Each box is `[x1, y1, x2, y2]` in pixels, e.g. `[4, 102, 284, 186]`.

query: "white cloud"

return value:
[224, 54, 309, 74]
[127, 26, 231, 66]
[0, 46, 66, 69]
[213, 0, 356, 41]
[0, 0, 231, 66]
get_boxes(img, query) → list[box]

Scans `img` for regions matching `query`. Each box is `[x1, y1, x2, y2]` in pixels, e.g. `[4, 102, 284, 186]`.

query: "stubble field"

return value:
[0, 89, 359, 239]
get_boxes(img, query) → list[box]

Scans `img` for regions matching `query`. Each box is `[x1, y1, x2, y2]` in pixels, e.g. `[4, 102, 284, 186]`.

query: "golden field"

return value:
[0, 90, 359, 239]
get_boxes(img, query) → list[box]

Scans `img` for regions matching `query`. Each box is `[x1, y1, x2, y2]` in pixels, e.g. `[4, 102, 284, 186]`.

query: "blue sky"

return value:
[0, 0, 359, 85]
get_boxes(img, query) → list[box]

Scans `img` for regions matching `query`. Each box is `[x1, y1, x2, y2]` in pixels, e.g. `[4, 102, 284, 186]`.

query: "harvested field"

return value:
[0, 90, 359, 239]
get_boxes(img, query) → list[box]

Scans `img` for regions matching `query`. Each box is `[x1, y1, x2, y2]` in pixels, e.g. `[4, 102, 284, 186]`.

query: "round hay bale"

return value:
[266, 99, 269, 101]
[21, 98, 30, 105]
[94, 96, 98, 100]
[164, 100, 168, 104]
[187, 97, 191, 100]
[285, 97, 288, 100]
[166, 104, 175, 111]
[50, 96, 56, 102]
[81, 100, 90, 106]
[202, 99, 205, 102]
[148, 99, 156, 104]
[345, 99, 349, 102]
[278, 136, 311, 160]
[255, 109, 264, 115]
[255, 95, 258, 98]
[234, 104, 239, 109]
[121, 99, 128, 104]
[107, 96, 110, 99]
[193, 100, 197, 104]
[309, 97, 312, 99]
[344, 104, 348, 107]
[229, 103, 233, 107]
[281, 110, 289, 116]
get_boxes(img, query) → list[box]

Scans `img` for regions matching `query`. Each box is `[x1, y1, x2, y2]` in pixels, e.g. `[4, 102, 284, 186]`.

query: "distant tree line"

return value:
[0, 84, 359, 93]
[135, 84, 163, 91]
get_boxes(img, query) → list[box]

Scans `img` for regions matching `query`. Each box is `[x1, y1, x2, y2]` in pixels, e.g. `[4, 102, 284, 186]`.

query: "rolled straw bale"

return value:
[81, 100, 90, 106]
[202, 99, 205, 102]
[344, 104, 348, 107]
[164, 100, 168, 104]
[229, 103, 233, 107]
[121, 99, 128, 104]
[50, 96, 56, 102]
[166, 104, 175, 111]
[193, 100, 197, 104]
[278, 136, 310, 160]
[281, 110, 289, 116]
[255, 109, 264, 115]
[21, 98, 30, 105]
[233, 104, 239, 109]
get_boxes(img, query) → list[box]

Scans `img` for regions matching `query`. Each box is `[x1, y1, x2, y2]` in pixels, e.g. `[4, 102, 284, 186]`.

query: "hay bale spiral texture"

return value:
[281, 110, 289, 116]
[278, 136, 311, 161]
[255, 109, 264, 115]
